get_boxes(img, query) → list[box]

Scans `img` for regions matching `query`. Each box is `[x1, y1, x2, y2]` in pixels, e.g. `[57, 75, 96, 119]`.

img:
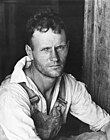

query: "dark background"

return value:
[0, 0, 89, 136]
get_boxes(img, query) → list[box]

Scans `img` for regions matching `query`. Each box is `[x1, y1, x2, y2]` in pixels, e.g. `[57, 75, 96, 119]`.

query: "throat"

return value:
[44, 86, 55, 114]
[25, 66, 57, 114]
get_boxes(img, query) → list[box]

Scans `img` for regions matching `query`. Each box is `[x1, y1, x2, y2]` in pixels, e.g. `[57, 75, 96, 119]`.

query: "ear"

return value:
[66, 40, 70, 53]
[25, 44, 33, 60]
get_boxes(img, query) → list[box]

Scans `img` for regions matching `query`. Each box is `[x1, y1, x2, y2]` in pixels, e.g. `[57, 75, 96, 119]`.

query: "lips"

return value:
[49, 65, 62, 69]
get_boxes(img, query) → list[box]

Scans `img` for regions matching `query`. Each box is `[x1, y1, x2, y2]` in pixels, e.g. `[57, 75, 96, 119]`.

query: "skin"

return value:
[25, 28, 69, 100]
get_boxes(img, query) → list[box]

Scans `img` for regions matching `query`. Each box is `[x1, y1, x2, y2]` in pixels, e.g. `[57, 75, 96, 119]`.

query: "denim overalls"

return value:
[19, 78, 67, 140]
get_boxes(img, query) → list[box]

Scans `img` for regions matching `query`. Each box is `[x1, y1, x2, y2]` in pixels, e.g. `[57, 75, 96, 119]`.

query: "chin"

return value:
[49, 71, 63, 78]
[42, 67, 64, 78]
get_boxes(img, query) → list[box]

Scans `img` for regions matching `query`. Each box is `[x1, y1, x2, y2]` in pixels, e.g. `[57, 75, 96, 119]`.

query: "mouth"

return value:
[49, 65, 62, 69]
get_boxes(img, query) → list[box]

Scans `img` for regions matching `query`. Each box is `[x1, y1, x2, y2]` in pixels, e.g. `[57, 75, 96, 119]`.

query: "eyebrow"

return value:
[40, 42, 67, 48]
[40, 46, 51, 51]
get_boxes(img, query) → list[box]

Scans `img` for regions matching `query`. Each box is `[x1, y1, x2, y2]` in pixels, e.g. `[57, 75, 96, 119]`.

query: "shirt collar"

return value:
[10, 56, 31, 84]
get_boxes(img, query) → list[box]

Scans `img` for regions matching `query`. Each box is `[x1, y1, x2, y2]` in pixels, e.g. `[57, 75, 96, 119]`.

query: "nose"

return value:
[50, 49, 59, 62]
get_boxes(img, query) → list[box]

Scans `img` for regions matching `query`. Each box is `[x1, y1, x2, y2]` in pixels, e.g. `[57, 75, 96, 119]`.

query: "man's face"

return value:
[30, 28, 68, 78]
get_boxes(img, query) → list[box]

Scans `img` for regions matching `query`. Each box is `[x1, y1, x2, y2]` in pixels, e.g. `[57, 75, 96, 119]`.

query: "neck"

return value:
[25, 66, 57, 95]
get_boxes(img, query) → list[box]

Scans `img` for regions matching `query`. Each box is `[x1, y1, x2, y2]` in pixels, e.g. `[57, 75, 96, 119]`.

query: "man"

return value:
[0, 8, 110, 140]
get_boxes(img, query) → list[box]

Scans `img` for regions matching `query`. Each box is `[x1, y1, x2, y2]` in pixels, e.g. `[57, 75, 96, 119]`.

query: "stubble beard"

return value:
[34, 61, 64, 79]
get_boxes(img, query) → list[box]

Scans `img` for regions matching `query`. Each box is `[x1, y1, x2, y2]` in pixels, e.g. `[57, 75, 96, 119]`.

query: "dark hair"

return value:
[25, 8, 67, 48]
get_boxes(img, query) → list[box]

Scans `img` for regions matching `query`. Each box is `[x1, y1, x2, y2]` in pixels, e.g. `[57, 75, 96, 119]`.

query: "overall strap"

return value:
[19, 76, 67, 105]
[19, 82, 39, 104]
[56, 76, 67, 123]
[57, 76, 67, 105]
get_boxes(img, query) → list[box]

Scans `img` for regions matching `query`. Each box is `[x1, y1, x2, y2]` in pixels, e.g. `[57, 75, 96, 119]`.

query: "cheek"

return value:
[59, 51, 68, 62]
[33, 51, 47, 60]
[34, 54, 49, 65]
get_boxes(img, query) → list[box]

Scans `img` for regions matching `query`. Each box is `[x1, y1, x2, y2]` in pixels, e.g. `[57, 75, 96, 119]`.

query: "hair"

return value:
[25, 7, 67, 49]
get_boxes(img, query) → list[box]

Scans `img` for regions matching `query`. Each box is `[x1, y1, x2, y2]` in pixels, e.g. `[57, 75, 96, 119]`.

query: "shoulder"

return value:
[63, 73, 78, 85]
[0, 82, 25, 94]
[0, 82, 29, 105]
[0, 74, 27, 96]
[63, 73, 87, 93]
[0, 82, 30, 120]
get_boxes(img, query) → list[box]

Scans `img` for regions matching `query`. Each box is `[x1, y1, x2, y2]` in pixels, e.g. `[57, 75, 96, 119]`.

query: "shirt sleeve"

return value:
[0, 83, 41, 140]
[69, 80, 110, 131]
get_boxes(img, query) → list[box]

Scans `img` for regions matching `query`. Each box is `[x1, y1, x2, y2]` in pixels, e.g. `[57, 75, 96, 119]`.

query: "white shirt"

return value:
[0, 56, 109, 140]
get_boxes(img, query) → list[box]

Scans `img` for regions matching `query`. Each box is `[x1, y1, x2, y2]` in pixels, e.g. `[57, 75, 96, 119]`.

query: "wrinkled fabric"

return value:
[56, 131, 106, 140]
[0, 56, 109, 140]
[0, 125, 9, 140]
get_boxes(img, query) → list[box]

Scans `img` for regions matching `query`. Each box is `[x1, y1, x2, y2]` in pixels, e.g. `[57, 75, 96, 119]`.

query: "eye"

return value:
[41, 47, 51, 52]
[56, 45, 66, 50]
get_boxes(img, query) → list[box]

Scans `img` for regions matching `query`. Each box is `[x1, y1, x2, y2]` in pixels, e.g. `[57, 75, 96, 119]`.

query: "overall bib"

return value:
[19, 78, 67, 140]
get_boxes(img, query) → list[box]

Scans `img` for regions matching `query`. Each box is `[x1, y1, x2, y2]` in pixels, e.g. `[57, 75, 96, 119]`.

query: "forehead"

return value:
[32, 28, 66, 44]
